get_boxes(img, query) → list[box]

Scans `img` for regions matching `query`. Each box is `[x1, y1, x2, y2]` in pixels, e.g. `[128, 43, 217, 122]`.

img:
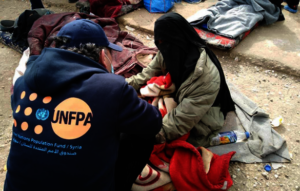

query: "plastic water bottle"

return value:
[210, 130, 250, 146]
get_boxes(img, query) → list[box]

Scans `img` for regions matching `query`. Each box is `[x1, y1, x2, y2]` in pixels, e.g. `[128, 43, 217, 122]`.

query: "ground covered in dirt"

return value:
[0, 0, 299, 190]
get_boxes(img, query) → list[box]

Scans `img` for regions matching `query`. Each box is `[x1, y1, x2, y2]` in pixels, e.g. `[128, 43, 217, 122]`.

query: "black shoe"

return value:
[0, 20, 15, 33]
[278, 12, 285, 21]
[69, 0, 78, 3]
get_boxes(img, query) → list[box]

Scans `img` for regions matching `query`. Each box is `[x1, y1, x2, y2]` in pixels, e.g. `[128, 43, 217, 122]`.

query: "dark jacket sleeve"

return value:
[117, 81, 162, 135]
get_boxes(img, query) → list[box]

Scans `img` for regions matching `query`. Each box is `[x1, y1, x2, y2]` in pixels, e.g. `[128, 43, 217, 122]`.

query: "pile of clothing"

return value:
[1, 12, 158, 78]
[188, 0, 281, 38]
[187, 0, 282, 49]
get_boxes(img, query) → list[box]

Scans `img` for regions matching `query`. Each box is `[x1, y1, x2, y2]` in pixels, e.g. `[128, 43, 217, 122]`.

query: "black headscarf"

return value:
[154, 13, 235, 118]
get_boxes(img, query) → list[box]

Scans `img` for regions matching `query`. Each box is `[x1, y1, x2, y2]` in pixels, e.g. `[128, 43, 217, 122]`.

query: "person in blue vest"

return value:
[4, 19, 162, 191]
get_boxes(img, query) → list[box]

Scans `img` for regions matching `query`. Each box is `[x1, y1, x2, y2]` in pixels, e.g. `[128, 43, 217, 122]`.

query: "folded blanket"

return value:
[188, 0, 280, 38]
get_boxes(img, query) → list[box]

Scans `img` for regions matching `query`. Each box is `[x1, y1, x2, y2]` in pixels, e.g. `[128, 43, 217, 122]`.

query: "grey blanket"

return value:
[187, 0, 280, 38]
[208, 82, 291, 163]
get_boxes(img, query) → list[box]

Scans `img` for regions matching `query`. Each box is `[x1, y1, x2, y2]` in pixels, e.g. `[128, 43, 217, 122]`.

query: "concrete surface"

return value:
[117, 1, 218, 34]
[117, 1, 300, 77]
[231, 14, 300, 77]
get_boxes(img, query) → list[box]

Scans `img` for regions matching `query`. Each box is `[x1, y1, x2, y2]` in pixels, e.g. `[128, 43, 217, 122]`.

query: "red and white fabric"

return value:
[140, 73, 177, 118]
[132, 133, 236, 191]
[140, 73, 175, 97]
[131, 164, 172, 191]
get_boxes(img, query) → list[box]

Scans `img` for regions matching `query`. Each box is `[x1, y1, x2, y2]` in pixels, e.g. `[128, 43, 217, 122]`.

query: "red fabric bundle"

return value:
[88, 0, 127, 18]
[140, 73, 175, 98]
[150, 134, 236, 191]
[146, 73, 173, 89]
[27, 12, 158, 78]
[140, 73, 176, 118]
[79, 0, 141, 18]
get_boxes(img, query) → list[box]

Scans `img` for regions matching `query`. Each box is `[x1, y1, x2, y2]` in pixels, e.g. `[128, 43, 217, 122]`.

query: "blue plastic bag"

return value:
[144, 0, 175, 13]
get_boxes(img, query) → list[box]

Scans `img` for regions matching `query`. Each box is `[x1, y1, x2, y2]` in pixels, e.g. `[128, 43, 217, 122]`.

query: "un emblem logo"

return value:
[36, 108, 50, 121]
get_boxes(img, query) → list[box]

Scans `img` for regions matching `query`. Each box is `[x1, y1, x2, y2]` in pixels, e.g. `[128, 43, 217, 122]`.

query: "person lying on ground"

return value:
[4, 19, 162, 191]
[76, 0, 143, 17]
[126, 13, 235, 147]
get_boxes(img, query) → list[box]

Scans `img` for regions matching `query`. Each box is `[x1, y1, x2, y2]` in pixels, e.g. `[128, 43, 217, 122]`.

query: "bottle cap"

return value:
[245, 132, 250, 139]
[264, 164, 272, 172]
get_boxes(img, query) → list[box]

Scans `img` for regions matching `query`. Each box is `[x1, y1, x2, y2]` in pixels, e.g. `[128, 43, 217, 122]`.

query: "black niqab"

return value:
[154, 13, 235, 118]
[154, 16, 200, 90]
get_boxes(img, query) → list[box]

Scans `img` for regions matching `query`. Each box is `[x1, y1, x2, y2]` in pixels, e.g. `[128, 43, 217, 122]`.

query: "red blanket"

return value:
[78, 0, 142, 18]
[89, 0, 124, 18]
[27, 12, 158, 77]
[150, 134, 235, 191]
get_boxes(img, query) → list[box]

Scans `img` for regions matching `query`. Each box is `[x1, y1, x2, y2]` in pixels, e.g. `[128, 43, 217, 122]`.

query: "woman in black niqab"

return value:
[154, 13, 235, 118]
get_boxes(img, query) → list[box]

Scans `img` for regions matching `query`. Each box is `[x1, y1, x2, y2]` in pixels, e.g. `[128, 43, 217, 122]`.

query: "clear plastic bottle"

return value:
[210, 130, 250, 146]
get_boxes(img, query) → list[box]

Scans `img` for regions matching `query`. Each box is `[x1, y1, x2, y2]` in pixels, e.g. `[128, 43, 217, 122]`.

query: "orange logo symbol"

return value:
[51, 98, 93, 140]
[15, 91, 51, 135]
